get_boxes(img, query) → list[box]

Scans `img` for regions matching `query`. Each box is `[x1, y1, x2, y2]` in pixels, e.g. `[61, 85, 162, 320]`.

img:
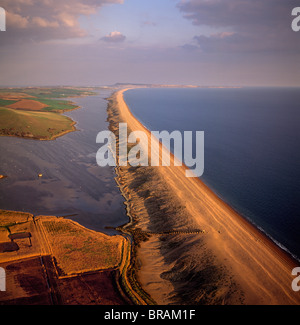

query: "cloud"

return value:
[0, 0, 124, 41]
[178, 0, 300, 53]
[6, 12, 29, 29]
[180, 43, 198, 51]
[101, 31, 126, 43]
[192, 32, 257, 53]
[142, 21, 157, 27]
[31, 17, 60, 28]
[177, 0, 296, 29]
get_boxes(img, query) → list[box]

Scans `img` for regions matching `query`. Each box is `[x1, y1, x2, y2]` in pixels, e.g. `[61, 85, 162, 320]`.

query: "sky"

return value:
[0, 0, 299, 87]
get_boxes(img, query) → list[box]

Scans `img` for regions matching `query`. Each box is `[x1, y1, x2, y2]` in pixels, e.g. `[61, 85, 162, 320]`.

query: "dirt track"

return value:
[0, 256, 127, 305]
[0, 211, 131, 305]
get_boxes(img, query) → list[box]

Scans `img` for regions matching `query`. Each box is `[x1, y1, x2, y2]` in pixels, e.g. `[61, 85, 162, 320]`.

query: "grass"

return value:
[24, 88, 96, 99]
[0, 211, 126, 279]
[37, 98, 78, 112]
[0, 87, 96, 99]
[41, 218, 125, 275]
[0, 87, 97, 140]
[0, 210, 33, 242]
[0, 107, 75, 140]
[0, 99, 18, 106]
[0, 210, 32, 225]
[0, 210, 43, 260]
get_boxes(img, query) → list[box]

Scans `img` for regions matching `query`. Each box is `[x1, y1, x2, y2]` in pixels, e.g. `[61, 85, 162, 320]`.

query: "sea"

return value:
[124, 87, 300, 260]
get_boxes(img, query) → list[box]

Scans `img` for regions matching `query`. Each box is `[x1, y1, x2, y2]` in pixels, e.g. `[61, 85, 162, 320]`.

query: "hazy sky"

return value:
[0, 0, 299, 86]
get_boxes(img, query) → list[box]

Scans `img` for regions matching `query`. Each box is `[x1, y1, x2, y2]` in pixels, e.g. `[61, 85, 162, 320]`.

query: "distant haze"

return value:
[0, 0, 299, 87]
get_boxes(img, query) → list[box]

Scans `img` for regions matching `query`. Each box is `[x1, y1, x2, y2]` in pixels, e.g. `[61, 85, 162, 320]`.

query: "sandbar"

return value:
[108, 88, 300, 305]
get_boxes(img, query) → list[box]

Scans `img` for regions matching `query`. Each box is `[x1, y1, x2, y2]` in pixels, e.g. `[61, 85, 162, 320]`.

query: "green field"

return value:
[0, 87, 97, 140]
[0, 87, 97, 112]
[0, 87, 96, 99]
[0, 99, 18, 106]
[0, 107, 76, 140]
[29, 88, 96, 99]
[37, 98, 79, 112]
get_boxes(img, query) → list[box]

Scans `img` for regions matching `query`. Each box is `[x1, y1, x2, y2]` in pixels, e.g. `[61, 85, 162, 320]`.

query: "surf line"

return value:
[96, 122, 204, 178]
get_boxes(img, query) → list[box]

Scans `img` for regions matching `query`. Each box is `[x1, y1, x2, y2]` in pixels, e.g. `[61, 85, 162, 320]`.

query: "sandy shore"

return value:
[108, 88, 300, 305]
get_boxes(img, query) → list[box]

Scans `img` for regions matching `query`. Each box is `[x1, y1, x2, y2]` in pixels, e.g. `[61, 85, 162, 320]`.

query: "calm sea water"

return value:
[124, 87, 300, 260]
[0, 90, 127, 233]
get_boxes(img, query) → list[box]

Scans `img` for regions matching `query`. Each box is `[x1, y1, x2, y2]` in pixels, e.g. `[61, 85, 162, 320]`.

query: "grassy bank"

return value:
[0, 107, 76, 140]
[0, 87, 96, 140]
[0, 210, 130, 305]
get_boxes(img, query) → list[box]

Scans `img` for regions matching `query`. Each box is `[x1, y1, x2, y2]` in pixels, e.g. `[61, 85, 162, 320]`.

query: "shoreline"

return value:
[0, 117, 77, 141]
[113, 157, 157, 305]
[118, 87, 299, 267]
[0, 209, 131, 305]
[108, 87, 300, 305]
[0, 92, 91, 141]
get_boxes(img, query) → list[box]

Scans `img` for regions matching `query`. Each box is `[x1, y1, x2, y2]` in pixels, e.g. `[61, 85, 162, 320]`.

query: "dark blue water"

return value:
[124, 87, 300, 260]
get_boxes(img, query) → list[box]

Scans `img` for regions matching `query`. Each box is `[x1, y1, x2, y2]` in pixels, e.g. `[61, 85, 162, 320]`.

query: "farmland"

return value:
[0, 210, 128, 305]
[0, 87, 96, 140]
[40, 217, 124, 275]
[0, 107, 76, 140]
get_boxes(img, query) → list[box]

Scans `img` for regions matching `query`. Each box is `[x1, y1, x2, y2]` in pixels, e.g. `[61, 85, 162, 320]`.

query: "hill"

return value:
[0, 107, 76, 140]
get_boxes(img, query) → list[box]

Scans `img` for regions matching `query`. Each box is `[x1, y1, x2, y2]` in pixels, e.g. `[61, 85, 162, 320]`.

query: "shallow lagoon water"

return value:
[0, 90, 127, 233]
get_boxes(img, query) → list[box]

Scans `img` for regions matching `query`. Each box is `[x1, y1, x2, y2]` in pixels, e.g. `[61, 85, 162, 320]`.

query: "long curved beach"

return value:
[108, 88, 300, 305]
